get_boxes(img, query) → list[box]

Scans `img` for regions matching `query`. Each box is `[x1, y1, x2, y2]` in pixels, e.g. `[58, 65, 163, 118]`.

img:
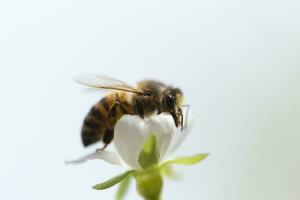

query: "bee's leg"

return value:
[96, 129, 114, 152]
[134, 100, 144, 118]
[96, 102, 131, 152]
[107, 102, 130, 119]
[96, 103, 120, 152]
[96, 145, 107, 152]
[177, 107, 184, 131]
[103, 129, 114, 146]
[118, 103, 131, 115]
[157, 107, 162, 114]
[107, 102, 118, 120]
[106, 102, 122, 126]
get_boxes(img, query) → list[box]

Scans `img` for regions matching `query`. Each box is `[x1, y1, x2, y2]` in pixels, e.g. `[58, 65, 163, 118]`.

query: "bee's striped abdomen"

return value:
[81, 97, 113, 147]
[81, 92, 134, 148]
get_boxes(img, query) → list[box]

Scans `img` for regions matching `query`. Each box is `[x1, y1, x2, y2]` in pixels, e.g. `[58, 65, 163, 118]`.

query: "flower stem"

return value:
[133, 168, 163, 200]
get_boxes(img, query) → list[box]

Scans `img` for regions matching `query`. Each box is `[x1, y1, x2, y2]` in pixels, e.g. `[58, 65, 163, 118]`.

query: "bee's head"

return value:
[161, 88, 183, 108]
[161, 87, 183, 127]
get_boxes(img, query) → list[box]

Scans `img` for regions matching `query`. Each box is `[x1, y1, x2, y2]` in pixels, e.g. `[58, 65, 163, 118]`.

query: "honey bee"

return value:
[76, 74, 185, 150]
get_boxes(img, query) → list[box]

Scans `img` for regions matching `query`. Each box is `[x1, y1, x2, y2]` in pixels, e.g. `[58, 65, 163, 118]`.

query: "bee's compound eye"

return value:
[165, 94, 174, 109]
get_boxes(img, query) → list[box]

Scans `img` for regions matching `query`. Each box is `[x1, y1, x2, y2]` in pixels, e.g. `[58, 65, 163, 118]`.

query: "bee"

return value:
[76, 74, 185, 150]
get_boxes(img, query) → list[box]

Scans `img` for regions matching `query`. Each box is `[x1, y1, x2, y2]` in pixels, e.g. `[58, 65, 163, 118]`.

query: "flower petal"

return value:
[166, 107, 194, 156]
[114, 115, 148, 169]
[65, 150, 122, 166]
[114, 113, 176, 169]
[147, 113, 175, 160]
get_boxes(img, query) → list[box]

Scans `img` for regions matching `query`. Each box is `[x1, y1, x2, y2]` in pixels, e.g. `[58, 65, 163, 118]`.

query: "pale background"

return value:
[0, 0, 299, 200]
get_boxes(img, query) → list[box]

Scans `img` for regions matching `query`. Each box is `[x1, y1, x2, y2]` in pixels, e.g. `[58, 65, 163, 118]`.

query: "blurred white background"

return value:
[0, 0, 299, 199]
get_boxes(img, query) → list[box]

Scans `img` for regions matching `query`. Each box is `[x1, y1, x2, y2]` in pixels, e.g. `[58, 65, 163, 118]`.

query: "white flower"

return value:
[66, 112, 191, 170]
[114, 113, 176, 169]
[66, 110, 208, 200]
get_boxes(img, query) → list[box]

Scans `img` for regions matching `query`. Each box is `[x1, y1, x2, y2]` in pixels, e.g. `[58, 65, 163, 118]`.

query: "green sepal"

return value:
[161, 153, 209, 167]
[160, 164, 182, 180]
[93, 170, 134, 190]
[115, 175, 131, 200]
[138, 134, 160, 169]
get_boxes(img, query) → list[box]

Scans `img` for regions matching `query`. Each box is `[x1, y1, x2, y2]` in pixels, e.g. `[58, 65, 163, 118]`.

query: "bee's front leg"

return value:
[178, 107, 183, 131]
[134, 100, 144, 119]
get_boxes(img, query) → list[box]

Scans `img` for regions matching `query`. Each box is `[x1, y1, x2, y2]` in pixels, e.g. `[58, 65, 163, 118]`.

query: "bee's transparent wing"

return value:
[75, 74, 144, 94]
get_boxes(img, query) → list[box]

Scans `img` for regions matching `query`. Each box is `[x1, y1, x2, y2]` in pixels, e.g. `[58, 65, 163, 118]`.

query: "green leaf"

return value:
[138, 134, 160, 169]
[161, 153, 209, 167]
[115, 175, 131, 200]
[93, 170, 134, 190]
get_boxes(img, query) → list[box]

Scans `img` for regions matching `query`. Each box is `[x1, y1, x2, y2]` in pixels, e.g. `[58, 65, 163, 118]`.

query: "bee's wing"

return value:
[75, 74, 145, 94]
